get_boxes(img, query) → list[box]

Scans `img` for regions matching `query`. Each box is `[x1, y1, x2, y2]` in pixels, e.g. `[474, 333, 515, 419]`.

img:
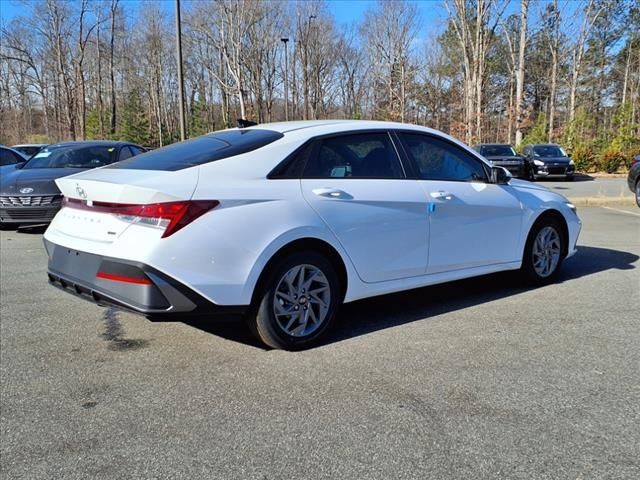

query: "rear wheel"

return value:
[520, 217, 566, 285]
[249, 250, 341, 350]
[635, 180, 640, 208]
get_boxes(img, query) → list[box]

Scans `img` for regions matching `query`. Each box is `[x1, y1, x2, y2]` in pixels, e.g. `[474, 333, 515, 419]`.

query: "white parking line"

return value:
[601, 206, 640, 217]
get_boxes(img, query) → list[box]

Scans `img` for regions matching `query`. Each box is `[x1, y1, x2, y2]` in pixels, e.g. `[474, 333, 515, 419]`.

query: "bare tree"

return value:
[514, 0, 529, 147]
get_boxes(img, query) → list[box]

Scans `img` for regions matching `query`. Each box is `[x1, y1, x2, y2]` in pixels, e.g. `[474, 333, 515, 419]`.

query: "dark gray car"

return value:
[0, 141, 145, 227]
[521, 144, 575, 181]
[474, 143, 527, 178]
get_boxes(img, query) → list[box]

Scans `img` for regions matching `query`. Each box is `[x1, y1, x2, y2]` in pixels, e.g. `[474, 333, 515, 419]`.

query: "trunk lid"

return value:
[51, 167, 199, 243]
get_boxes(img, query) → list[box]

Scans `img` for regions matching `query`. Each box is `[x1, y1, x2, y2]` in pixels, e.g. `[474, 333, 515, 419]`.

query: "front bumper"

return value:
[0, 195, 62, 225]
[533, 164, 575, 178]
[44, 239, 247, 319]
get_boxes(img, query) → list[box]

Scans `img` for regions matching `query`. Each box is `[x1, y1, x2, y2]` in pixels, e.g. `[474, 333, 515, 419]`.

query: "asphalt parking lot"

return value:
[541, 175, 634, 203]
[1, 206, 639, 479]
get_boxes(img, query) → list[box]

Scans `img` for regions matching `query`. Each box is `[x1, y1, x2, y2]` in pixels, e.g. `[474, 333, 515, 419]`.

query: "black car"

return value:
[521, 144, 575, 181]
[474, 143, 526, 178]
[0, 141, 145, 227]
[627, 155, 640, 208]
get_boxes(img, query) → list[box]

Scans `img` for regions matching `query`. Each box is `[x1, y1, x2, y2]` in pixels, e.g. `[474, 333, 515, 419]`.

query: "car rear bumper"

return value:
[44, 239, 247, 319]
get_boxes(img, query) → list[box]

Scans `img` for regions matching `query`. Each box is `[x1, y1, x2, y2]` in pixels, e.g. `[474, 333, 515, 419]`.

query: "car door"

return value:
[300, 131, 430, 283]
[396, 132, 523, 274]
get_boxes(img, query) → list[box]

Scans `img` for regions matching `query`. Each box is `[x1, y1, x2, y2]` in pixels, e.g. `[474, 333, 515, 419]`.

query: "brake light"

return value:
[63, 198, 219, 237]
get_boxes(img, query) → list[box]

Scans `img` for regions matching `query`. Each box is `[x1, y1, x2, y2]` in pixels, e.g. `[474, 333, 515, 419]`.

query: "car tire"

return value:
[635, 180, 640, 208]
[520, 217, 566, 285]
[249, 250, 341, 350]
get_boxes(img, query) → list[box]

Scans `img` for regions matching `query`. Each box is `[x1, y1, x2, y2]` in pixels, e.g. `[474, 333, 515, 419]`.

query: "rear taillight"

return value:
[63, 197, 219, 237]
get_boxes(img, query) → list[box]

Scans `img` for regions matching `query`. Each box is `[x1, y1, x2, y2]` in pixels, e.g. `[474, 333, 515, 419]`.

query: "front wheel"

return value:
[520, 218, 566, 285]
[249, 250, 341, 350]
[635, 180, 640, 208]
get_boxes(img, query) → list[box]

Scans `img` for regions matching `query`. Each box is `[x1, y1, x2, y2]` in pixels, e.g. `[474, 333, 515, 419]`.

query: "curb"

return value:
[567, 196, 636, 207]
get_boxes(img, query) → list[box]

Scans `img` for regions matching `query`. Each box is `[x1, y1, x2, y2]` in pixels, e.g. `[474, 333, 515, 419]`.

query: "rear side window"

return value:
[303, 132, 404, 179]
[109, 129, 284, 171]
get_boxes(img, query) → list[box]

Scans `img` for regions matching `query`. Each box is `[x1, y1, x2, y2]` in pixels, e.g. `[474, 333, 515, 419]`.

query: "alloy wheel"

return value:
[532, 226, 561, 278]
[273, 264, 331, 337]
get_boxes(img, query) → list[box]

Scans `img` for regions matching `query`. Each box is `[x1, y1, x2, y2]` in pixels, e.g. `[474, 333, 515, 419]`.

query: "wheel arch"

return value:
[528, 208, 569, 258]
[250, 237, 349, 306]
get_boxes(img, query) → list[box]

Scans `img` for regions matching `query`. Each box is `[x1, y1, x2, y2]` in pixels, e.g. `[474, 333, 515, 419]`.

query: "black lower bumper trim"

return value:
[45, 240, 248, 319]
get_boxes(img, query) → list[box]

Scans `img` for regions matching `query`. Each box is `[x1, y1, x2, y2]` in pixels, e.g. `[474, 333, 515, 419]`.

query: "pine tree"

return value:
[117, 91, 150, 146]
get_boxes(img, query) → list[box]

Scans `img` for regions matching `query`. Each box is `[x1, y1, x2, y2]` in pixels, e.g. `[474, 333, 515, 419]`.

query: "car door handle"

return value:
[430, 190, 453, 200]
[312, 188, 353, 199]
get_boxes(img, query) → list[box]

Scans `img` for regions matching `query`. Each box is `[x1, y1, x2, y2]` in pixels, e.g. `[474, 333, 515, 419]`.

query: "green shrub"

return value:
[571, 145, 597, 173]
[599, 147, 626, 174]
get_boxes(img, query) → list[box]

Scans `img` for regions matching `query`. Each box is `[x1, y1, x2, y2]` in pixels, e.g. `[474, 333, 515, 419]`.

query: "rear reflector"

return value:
[96, 271, 152, 285]
[63, 198, 219, 237]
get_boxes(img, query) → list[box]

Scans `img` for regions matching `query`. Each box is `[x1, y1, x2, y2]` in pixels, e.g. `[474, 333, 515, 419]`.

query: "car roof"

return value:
[241, 119, 439, 135]
[11, 143, 48, 147]
[234, 119, 476, 153]
[476, 143, 514, 147]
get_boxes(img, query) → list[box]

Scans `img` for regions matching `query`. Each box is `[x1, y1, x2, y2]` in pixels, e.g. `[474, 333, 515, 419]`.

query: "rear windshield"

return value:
[480, 145, 517, 157]
[108, 129, 284, 171]
[23, 145, 118, 169]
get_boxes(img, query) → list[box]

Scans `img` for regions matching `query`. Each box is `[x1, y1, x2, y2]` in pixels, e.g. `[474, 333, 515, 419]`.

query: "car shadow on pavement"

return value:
[179, 245, 638, 350]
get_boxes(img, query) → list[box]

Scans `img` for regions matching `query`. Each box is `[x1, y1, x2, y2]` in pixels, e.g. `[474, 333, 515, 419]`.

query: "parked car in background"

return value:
[44, 120, 581, 350]
[474, 143, 527, 178]
[0, 145, 28, 169]
[627, 154, 640, 208]
[521, 144, 575, 181]
[0, 141, 145, 228]
[11, 143, 48, 158]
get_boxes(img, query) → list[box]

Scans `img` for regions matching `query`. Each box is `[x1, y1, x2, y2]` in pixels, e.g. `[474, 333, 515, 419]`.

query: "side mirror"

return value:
[491, 166, 512, 185]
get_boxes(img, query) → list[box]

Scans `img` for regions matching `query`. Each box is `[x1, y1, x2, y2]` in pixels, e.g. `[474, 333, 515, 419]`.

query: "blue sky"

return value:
[0, 0, 451, 32]
[0, 0, 567, 40]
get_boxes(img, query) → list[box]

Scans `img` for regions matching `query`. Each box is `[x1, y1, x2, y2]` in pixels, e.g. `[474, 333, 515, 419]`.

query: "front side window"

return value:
[23, 145, 119, 169]
[303, 132, 404, 179]
[399, 133, 488, 182]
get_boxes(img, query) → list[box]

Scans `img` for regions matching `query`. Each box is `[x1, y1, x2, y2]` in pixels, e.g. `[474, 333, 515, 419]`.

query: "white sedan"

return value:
[44, 120, 581, 349]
